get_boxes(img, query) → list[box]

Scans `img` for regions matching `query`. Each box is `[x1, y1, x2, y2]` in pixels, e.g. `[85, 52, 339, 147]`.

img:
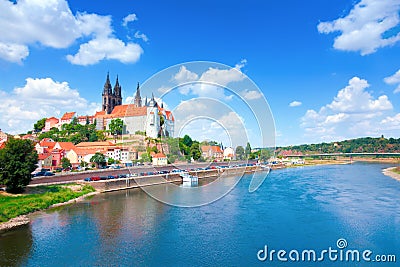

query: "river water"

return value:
[1, 163, 399, 266]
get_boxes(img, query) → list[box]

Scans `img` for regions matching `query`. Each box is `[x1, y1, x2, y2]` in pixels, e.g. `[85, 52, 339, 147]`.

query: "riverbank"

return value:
[382, 167, 400, 182]
[0, 184, 96, 234]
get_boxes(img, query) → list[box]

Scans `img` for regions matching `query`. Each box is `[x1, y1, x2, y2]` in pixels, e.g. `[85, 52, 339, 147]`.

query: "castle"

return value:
[44, 74, 174, 139]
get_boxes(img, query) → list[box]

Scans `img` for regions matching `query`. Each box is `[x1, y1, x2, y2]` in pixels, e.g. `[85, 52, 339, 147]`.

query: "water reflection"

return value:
[0, 224, 32, 267]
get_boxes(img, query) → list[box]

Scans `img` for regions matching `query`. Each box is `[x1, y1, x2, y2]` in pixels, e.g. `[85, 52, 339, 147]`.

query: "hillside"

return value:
[277, 136, 400, 155]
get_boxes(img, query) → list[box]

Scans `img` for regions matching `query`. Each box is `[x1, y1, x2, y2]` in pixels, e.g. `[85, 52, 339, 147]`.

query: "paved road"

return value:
[29, 161, 256, 185]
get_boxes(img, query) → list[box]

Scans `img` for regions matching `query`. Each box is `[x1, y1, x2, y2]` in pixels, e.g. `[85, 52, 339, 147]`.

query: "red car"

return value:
[90, 176, 101, 181]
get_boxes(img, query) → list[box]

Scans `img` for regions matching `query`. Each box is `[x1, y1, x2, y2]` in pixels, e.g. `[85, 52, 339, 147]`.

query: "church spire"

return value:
[134, 82, 142, 107]
[113, 75, 121, 98]
[103, 72, 112, 95]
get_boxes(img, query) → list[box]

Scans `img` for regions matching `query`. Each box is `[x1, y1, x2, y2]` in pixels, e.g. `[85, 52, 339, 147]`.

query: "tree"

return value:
[236, 146, 245, 160]
[90, 152, 106, 168]
[61, 157, 72, 170]
[109, 118, 124, 136]
[80, 161, 88, 168]
[108, 158, 115, 165]
[182, 134, 193, 147]
[34, 118, 47, 132]
[245, 142, 252, 159]
[190, 142, 202, 160]
[259, 149, 271, 162]
[0, 138, 38, 193]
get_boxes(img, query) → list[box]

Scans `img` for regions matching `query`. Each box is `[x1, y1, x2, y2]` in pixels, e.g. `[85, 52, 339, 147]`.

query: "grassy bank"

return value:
[393, 167, 400, 175]
[0, 184, 95, 223]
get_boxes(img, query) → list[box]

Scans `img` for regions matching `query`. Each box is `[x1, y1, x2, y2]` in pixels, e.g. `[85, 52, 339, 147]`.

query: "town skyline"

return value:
[0, 0, 399, 146]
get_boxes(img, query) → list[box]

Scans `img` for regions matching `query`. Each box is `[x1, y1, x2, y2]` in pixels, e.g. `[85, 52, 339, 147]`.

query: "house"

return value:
[22, 134, 38, 142]
[201, 146, 224, 161]
[0, 130, 7, 142]
[60, 112, 76, 126]
[77, 115, 94, 125]
[35, 138, 56, 154]
[223, 147, 235, 160]
[152, 153, 167, 166]
[37, 153, 52, 169]
[54, 142, 76, 153]
[44, 117, 59, 132]
[0, 142, 5, 150]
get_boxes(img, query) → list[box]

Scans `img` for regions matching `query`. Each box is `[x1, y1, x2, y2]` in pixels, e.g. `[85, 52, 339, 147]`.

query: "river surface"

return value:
[1, 163, 399, 266]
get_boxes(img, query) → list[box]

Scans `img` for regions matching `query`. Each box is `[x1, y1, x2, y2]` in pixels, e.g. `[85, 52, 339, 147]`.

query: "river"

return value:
[1, 163, 399, 266]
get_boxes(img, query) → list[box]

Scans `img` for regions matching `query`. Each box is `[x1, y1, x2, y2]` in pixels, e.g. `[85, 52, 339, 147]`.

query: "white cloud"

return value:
[0, 0, 143, 65]
[384, 69, 400, 93]
[381, 113, 400, 130]
[122, 13, 138, 27]
[300, 76, 395, 142]
[318, 0, 400, 55]
[327, 77, 392, 112]
[173, 66, 199, 84]
[134, 31, 149, 42]
[289, 101, 302, 107]
[66, 37, 143, 66]
[241, 89, 263, 100]
[0, 77, 100, 134]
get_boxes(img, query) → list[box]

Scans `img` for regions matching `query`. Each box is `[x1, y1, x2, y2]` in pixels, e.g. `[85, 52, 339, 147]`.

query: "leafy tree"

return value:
[34, 118, 47, 132]
[236, 146, 245, 160]
[245, 142, 252, 158]
[190, 142, 202, 160]
[182, 134, 193, 147]
[259, 149, 272, 162]
[141, 153, 152, 163]
[80, 161, 88, 168]
[109, 118, 124, 136]
[61, 157, 72, 169]
[0, 138, 38, 193]
[108, 158, 115, 165]
[90, 152, 106, 168]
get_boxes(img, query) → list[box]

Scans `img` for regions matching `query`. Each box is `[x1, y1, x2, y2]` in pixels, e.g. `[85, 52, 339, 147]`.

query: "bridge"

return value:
[284, 153, 400, 158]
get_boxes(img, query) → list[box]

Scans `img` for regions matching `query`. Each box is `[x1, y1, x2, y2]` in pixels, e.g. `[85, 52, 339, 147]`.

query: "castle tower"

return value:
[134, 82, 142, 107]
[102, 72, 113, 114]
[145, 93, 160, 138]
[113, 75, 122, 106]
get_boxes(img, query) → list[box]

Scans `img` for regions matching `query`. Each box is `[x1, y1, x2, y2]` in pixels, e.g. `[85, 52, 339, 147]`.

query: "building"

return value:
[102, 73, 122, 114]
[0, 129, 7, 143]
[37, 153, 52, 169]
[152, 153, 168, 166]
[44, 117, 59, 132]
[201, 145, 224, 161]
[223, 147, 235, 160]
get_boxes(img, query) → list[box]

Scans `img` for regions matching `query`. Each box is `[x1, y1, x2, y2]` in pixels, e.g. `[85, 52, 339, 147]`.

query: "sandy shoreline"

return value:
[382, 167, 400, 182]
[0, 191, 99, 234]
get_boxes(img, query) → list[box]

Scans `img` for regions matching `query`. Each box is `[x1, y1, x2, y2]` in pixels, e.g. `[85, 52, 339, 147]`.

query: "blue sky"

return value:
[0, 0, 400, 147]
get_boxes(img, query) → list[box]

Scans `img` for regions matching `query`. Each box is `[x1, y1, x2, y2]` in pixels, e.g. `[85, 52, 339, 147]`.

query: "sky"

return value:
[0, 0, 400, 147]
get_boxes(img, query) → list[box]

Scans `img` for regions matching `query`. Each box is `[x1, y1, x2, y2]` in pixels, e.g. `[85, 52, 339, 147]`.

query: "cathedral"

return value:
[96, 73, 174, 138]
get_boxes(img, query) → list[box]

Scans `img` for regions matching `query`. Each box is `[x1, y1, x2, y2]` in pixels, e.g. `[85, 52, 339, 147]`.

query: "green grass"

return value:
[393, 167, 400, 175]
[0, 185, 95, 223]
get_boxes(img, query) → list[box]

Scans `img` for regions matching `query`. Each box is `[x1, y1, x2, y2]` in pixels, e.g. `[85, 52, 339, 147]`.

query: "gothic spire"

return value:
[134, 82, 142, 107]
[103, 72, 112, 95]
[113, 75, 121, 97]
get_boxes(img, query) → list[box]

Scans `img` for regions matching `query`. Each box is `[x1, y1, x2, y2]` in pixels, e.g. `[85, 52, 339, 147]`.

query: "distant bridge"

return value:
[284, 153, 400, 158]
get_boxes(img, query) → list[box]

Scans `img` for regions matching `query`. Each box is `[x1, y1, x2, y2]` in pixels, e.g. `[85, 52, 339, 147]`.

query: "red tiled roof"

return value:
[152, 153, 167, 158]
[94, 111, 106, 117]
[165, 111, 174, 121]
[0, 142, 5, 150]
[105, 104, 147, 119]
[76, 141, 115, 148]
[38, 153, 52, 160]
[55, 142, 76, 151]
[201, 146, 223, 153]
[61, 112, 76, 120]
[73, 148, 104, 156]
[46, 117, 59, 122]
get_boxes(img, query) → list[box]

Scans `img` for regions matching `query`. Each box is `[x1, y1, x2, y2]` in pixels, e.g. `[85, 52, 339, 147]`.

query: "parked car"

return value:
[100, 176, 108, 180]
[44, 172, 55, 176]
[91, 176, 101, 181]
[118, 174, 127, 178]
[84, 177, 91, 182]
[33, 171, 46, 177]
[108, 175, 116, 179]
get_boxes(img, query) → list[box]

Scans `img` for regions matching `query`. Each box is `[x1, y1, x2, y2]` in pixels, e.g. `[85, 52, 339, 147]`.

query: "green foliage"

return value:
[245, 142, 252, 158]
[109, 118, 124, 135]
[141, 153, 152, 162]
[38, 121, 100, 145]
[34, 118, 47, 132]
[90, 152, 106, 168]
[61, 157, 72, 169]
[190, 142, 202, 160]
[259, 149, 272, 162]
[135, 130, 146, 136]
[182, 134, 193, 147]
[0, 185, 95, 222]
[167, 154, 177, 164]
[108, 158, 115, 165]
[80, 161, 88, 168]
[236, 146, 245, 160]
[0, 138, 38, 193]
[277, 137, 400, 154]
